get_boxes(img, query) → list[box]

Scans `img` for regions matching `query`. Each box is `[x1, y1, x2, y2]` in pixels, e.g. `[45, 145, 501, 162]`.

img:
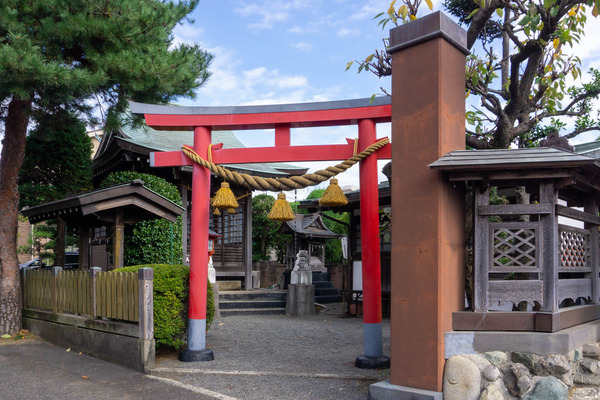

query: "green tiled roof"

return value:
[118, 124, 307, 176]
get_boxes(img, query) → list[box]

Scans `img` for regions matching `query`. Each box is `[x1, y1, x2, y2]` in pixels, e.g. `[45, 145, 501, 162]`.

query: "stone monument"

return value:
[286, 250, 315, 316]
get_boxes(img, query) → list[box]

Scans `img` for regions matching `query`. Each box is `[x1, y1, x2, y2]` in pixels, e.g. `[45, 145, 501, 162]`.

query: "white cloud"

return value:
[235, 0, 311, 30]
[292, 41, 313, 51]
[337, 28, 360, 37]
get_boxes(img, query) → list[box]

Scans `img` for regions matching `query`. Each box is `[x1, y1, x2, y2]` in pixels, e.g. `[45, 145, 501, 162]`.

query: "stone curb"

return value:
[147, 367, 380, 381]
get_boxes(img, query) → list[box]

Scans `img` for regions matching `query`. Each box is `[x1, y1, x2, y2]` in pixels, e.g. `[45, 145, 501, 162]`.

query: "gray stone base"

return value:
[446, 319, 600, 358]
[286, 284, 315, 316]
[368, 380, 443, 400]
[23, 313, 154, 372]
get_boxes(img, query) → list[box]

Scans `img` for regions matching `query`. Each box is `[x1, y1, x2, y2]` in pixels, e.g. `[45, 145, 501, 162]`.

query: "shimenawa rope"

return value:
[181, 137, 389, 192]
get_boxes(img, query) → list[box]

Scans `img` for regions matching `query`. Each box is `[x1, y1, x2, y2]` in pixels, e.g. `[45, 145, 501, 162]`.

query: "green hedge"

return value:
[116, 264, 214, 350]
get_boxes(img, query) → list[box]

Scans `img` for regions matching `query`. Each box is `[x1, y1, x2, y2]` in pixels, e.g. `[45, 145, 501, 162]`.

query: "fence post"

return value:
[21, 267, 31, 309]
[90, 267, 101, 318]
[138, 268, 154, 340]
[52, 267, 63, 314]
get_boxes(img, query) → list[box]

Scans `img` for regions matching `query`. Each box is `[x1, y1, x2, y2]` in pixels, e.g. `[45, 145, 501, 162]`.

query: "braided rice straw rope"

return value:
[181, 137, 389, 192]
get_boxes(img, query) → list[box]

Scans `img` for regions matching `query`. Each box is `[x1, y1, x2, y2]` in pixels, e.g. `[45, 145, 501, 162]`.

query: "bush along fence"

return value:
[21, 266, 154, 372]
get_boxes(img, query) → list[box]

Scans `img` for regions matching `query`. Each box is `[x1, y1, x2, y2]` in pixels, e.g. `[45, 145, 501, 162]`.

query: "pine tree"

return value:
[0, 0, 212, 335]
[19, 110, 93, 208]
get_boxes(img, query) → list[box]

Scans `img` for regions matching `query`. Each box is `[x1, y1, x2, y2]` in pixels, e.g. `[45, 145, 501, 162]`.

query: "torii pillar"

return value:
[370, 12, 468, 399]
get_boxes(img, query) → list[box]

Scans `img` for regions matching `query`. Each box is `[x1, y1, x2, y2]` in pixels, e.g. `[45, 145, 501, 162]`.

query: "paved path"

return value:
[0, 338, 216, 400]
[0, 304, 391, 400]
[150, 305, 391, 400]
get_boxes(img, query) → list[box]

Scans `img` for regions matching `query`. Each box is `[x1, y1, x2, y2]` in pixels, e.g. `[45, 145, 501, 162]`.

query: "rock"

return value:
[480, 382, 505, 400]
[443, 355, 481, 400]
[462, 353, 492, 371]
[574, 371, 600, 386]
[484, 365, 501, 382]
[521, 376, 568, 400]
[532, 354, 572, 386]
[583, 344, 600, 360]
[512, 352, 540, 372]
[579, 358, 600, 374]
[501, 362, 533, 397]
[485, 351, 509, 366]
[574, 348, 582, 362]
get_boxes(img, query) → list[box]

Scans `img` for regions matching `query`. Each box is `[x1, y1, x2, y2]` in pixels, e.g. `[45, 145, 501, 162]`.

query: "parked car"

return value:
[19, 258, 45, 270]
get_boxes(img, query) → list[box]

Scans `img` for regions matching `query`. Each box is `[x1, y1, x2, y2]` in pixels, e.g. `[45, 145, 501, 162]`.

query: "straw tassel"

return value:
[213, 208, 221, 216]
[211, 182, 239, 209]
[268, 193, 295, 221]
[319, 178, 348, 206]
[226, 208, 237, 214]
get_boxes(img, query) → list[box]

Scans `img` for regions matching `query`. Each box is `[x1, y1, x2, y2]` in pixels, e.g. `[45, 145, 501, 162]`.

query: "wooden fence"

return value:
[23, 267, 151, 329]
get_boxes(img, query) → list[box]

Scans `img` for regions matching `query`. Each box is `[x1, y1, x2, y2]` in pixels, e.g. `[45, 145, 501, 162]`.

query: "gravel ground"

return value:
[149, 303, 391, 400]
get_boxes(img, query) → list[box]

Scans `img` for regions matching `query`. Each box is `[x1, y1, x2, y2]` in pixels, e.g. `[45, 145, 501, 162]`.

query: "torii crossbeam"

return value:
[130, 97, 392, 367]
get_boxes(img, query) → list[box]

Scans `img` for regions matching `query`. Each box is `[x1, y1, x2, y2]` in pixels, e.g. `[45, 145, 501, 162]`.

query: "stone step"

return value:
[314, 288, 340, 296]
[220, 307, 286, 317]
[312, 272, 330, 281]
[220, 299, 287, 309]
[315, 295, 343, 304]
[219, 290, 287, 301]
[312, 281, 334, 289]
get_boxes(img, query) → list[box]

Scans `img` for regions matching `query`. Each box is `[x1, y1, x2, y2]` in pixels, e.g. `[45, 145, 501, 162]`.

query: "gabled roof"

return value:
[278, 213, 344, 239]
[429, 147, 598, 171]
[21, 180, 183, 226]
[93, 124, 308, 180]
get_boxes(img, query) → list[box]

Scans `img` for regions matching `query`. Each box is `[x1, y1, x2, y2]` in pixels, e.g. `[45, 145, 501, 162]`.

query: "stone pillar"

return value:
[388, 11, 467, 395]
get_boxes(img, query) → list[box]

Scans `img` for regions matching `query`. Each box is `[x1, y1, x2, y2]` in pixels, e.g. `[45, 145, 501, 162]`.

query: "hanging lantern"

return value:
[268, 193, 295, 221]
[211, 182, 239, 209]
[319, 178, 348, 206]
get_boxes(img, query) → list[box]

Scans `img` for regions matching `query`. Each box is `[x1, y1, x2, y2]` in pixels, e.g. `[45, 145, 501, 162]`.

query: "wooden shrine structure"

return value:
[431, 147, 600, 332]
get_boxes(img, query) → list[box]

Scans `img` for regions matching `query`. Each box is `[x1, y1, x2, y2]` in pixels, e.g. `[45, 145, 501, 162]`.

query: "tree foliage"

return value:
[101, 171, 183, 266]
[349, 0, 600, 149]
[251, 194, 290, 262]
[19, 110, 93, 208]
[0, 0, 212, 335]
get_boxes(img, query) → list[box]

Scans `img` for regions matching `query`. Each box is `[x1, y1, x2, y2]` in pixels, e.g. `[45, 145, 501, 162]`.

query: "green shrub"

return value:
[116, 264, 214, 350]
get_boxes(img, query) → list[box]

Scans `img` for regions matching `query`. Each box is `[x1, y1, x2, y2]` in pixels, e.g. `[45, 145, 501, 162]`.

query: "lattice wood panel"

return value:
[560, 226, 590, 268]
[491, 224, 538, 270]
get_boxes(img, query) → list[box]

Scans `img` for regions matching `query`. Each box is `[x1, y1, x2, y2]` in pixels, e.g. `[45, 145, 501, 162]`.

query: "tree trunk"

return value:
[0, 97, 31, 335]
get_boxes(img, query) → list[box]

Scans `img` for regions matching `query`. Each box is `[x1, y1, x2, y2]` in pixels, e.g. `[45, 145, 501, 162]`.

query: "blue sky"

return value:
[170, 0, 600, 198]
[172, 0, 397, 198]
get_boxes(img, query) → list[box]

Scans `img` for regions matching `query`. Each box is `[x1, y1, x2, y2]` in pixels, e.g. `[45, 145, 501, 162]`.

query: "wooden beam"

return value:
[151, 141, 392, 167]
[556, 204, 600, 226]
[477, 204, 552, 216]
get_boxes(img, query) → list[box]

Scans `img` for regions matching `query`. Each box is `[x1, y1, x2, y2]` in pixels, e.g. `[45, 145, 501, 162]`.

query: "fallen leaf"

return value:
[79, 352, 82, 355]
[66, 348, 71, 352]
[1, 334, 11, 340]
[82, 376, 89, 379]
[218, 323, 225, 326]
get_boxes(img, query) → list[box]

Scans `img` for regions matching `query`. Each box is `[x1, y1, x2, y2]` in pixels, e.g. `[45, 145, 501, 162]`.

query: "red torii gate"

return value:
[129, 98, 391, 366]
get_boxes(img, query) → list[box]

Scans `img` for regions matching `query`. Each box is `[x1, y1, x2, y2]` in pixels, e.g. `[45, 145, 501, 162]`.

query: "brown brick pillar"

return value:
[389, 12, 467, 393]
